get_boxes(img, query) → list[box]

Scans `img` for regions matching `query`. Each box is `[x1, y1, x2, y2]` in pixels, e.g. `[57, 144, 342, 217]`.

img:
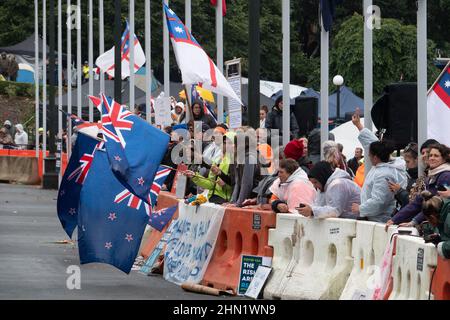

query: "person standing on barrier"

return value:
[297, 161, 361, 219]
[420, 191, 450, 259]
[350, 110, 408, 223]
[269, 158, 316, 213]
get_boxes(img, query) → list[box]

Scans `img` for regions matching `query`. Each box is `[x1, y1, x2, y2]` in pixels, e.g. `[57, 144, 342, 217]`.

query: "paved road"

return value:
[0, 183, 240, 300]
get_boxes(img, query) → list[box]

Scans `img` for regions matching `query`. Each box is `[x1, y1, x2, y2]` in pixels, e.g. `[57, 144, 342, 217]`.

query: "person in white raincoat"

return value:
[350, 111, 408, 223]
[14, 124, 28, 149]
[297, 161, 361, 219]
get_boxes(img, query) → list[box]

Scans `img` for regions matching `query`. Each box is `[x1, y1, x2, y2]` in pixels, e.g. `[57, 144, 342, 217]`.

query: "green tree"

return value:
[330, 13, 440, 98]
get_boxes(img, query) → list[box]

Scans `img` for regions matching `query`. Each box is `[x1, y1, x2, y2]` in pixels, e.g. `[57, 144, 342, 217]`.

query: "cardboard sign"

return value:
[154, 96, 172, 127]
[244, 265, 272, 299]
[238, 255, 272, 295]
[228, 110, 242, 129]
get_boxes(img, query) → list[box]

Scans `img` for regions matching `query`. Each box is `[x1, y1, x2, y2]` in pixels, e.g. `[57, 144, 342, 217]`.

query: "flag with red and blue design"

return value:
[99, 94, 170, 205]
[57, 132, 101, 238]
[148, 205, 178, 232]
[77, 147, 149, 274]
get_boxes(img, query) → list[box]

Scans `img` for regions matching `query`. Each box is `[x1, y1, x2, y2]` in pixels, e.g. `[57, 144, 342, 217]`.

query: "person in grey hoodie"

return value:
[298, 161, 361, 219]
[350, 111, 408, 222]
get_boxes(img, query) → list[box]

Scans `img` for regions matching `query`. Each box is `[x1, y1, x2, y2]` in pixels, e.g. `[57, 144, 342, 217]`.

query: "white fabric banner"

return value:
[163, 202, 225, 285]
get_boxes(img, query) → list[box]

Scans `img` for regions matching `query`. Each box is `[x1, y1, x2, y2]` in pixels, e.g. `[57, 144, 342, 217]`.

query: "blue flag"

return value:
[148, 205, 178, 232]
[321, 0, 343, 32]
[77, 148, 149, 274]
[57, 133, 100, 238]
[99, 94, 170, 204]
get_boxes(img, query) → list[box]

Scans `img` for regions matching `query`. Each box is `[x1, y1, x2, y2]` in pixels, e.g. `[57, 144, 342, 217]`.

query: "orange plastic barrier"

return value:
[201, 207, 276, 294]
[139, 191, 180, 259]
[431, 256, 450, 300]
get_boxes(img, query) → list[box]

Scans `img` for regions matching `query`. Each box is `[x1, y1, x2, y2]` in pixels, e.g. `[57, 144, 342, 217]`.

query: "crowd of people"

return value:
[156, 97, 449, 260]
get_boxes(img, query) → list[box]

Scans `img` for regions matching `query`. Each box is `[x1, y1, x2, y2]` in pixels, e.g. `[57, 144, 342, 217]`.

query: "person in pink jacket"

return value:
[269, 158, 316, 213]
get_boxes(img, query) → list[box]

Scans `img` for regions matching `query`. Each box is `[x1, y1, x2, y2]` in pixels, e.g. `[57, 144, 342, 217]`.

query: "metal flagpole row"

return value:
[282, 0, 290, 147]
[77, 0, 82, 118]
[99, 0, 105, 94]
[88, 0, 93, 122]
[216, 0, 224, 124]
[145, 0, 152, 123]
[320, 9, 329, 160]
[58, 0, 63, 186]
[417, 0, 427, 175]
[35, 0, 40, 157]
[42, 0, 47, 173]
[163, 0, 170, 100]
[185, 0, 191, 32]
[67, 0, 72, 158]
[363, 0, 373, 176]
[129, 0, 135, 112]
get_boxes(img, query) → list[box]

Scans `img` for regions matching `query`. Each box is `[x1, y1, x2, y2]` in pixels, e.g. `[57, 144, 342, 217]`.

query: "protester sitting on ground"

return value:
[265, 96, 299, 144]
[387, 142, 419, 210]
[387, 143, 450, 229]
[350, 110, 408, 222]
[419, 191, 450, 259]
[14, 124, 28, 149]
[192, 99, 216, 129]
[269, 158, 316, 213]
[183, 131, 235, 204]
[348, 147, 364, 175]
[260, 105, 268, 128]
[0, 127, 14, 149]
[297, 161, 361, 219]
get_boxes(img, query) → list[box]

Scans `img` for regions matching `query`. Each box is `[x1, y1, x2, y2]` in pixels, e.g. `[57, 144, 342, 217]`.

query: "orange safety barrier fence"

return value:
[201, 207, 276, 295]
[0, 149, 68, 183]
[431, 256, 450, 300]
[139, 191, 180, 259]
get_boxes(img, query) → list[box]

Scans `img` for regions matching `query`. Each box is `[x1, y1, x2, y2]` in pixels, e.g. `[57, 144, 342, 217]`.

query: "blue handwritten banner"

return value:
[163, 202, 225, 285]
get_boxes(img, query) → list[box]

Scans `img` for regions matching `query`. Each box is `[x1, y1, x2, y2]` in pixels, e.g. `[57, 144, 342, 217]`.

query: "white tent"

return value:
[241, 77, 307, 99]
[330, 118, 377, 160]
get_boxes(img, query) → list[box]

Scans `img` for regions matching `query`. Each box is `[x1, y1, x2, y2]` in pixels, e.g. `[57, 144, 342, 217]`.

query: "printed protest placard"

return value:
[238, 255, 272, 295]
[244, 265, 272, 299]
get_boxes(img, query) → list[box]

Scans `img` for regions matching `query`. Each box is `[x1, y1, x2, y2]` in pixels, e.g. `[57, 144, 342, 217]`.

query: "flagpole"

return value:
[185, 0, 191, 32]
[184, 85, 194, 122]
[35, 0, 40, 157]
[67, 0, 72, 158]
[129, 0, 135, 112]
[363, 0, 373, 176]
[114, 0, 122, 103]
[76, 0, 81, 118]
[320, 7, 329, 160]
[163, 0, 170, 99]
[417, 0, 427, 175]
[99, 0, 105, 94]
[88, 0, 93, 122]
[282, 0, 290, 146]
[58, 0, 63, 186]
[42, 0, 47, 172]
[145, 0, 151, 123]
[248, 0, 260, 129]
[216, 0, 224, 124]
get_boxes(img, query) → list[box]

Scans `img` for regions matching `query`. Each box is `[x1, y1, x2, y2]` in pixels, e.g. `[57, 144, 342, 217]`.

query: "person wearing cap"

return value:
[297, 161, 361, 219]
[14, 124, 28, 149]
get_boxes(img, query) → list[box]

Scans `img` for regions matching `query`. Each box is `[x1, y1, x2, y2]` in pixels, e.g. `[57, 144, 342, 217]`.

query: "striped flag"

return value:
[427, 62, 450, 146]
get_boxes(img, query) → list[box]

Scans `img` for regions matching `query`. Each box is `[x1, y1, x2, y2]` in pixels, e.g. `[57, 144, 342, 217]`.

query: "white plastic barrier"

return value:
[263, 213, 301, 300]
[340, 222, 398, 300]
[281, 217, 356, 299]
[389, 235, 438, 300]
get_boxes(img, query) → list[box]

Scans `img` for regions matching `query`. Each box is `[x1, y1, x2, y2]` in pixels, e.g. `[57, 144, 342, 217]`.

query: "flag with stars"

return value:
[57, 132, 101, 238]
[99, 94, 170, 205]
[148, 205, 178, 232]
[164, 4, 242, 105]
[77, 148, 149, 274]
[428, 62, 450, 147]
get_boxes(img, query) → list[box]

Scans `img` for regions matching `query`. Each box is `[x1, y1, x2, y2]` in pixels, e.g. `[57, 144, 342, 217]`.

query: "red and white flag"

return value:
[164, 4, 241, 105]
[95, 21, 146, 80]
[428, 62, 450, 146]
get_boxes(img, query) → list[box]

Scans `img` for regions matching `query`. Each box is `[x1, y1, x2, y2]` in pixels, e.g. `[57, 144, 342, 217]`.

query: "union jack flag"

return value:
[113, 165, 172, 216]
[66, 140, 103, 185]
[100, 94, 133, 148]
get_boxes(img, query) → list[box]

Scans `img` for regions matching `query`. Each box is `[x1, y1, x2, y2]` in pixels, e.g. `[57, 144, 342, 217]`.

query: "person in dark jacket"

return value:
[192, 99, 216, 129]
[347, 147, 363, 176]
[387, 142, 419, 210]
[387, 143, 450, 229]
[265, 96, 299, 144]
[307, 128, 335, 165]
[420, 191, 450, 259]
